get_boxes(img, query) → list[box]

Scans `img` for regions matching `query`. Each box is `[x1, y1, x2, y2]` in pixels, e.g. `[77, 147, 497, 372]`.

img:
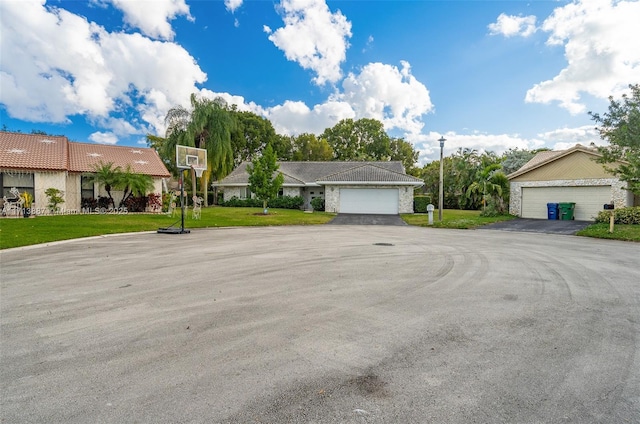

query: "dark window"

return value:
[1, 172, 35, 202]
[278, 188, 284, 197]
[81, 175, 94, 199]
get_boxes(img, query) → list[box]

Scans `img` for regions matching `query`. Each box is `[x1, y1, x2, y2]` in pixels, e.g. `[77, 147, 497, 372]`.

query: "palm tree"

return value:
[118, 166, 155, 208]
[466, 164, 506, 212]
[86, 162, 122, 208]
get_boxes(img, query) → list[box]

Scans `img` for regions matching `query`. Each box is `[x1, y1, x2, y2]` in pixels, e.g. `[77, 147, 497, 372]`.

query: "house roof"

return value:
[0, 131, 170, 177]
[69, 142, 170, 177]
[0, 132, 68, 171]
[317, 164, 424, 185]
[214, 161, 422, 186]
[507, 144, 602, 180]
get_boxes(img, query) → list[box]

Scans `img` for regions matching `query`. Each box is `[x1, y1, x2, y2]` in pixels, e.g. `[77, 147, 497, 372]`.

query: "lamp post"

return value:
[438, 136, 446, 221]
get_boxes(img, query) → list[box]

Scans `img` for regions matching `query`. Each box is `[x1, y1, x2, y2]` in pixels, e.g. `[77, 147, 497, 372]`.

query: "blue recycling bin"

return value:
[547, 203, 559, 220]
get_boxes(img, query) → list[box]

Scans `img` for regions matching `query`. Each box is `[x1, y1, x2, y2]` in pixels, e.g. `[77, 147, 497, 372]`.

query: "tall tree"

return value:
[389, 137, 419, 175]
[292, 133, 334, 161]
[589, 83, 640, 196]
[322, 118, 391, 161]
[271, 134, 294, 160]
[230, 110, 277, 165]
[501, 148, 536, 175]
[165, 94, 235, 206]
[247, 144, 284, 214]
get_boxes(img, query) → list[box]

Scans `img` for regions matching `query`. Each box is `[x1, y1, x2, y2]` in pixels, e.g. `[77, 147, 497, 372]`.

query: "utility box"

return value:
[547, 203, 559, 220]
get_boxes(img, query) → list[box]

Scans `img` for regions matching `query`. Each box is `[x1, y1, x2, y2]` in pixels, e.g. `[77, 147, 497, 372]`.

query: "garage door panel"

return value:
[339, 188, 399, 215]
[521, 186, 611, 221]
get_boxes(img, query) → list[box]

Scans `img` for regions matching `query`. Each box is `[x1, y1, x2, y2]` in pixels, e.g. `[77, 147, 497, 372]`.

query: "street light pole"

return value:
[438, 136, 446, 221]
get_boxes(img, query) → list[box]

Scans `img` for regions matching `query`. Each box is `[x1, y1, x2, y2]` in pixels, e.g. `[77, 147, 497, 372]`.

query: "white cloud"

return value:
[339, 61, 433, 136]
[89, 131, 119, 145]
[525, 0, 640, 114]
[225, 0, 243, 13]
[536, 125, 603, 150]
[110, 0, 192, 40]
[0, 0, 206, 141]
[488, 13, 537, 37]
[267, 0, 352, 85]
[411, 131, 546, 164]
[265, 100, 355, 136]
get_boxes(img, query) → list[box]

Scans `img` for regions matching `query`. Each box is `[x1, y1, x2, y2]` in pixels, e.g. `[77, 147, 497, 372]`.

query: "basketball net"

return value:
[192, 166, 204, 178]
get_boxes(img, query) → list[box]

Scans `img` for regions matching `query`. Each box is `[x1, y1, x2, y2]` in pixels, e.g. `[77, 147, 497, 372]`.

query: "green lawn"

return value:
[402, 210, 516, 229]
[576, 223, 640, 242]
[0, 207, 334, 250]
[3, 207, 637, 250]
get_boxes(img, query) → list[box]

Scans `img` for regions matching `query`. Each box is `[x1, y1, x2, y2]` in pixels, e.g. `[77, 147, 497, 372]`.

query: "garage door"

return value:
[521, 186, 611, 221]
[339, 188, 399, 215]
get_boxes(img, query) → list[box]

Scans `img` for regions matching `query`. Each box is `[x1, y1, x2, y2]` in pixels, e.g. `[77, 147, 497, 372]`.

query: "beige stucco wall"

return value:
[33, 171, 66, 215]
[324, 185, 415, 214]
[509, 178, 630, 216]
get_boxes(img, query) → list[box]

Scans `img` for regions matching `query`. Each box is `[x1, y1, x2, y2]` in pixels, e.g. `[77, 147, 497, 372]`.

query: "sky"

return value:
[1, 0, 638, 164]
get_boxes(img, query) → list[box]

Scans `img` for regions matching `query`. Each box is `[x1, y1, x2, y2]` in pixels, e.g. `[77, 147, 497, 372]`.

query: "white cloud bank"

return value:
[0, 0, 205, 142]
[267, 0, 352, 85]
[525, 0, 640, 114]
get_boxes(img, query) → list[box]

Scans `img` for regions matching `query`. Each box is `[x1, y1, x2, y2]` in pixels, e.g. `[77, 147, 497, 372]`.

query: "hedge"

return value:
[221, 195, 304, 210]
[594, 206, 640, 225]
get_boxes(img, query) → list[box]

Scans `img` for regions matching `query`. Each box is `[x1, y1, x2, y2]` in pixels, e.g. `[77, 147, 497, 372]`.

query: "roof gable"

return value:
[317, 164, 423, 184]
[214, 161, 416, 186]
[509, 145, 615, 182]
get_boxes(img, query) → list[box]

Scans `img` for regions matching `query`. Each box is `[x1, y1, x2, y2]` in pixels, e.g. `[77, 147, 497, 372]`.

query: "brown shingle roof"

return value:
[0, 131, 170, 177]
[0, 132, 68, 171]
[69, 142, 170, 177]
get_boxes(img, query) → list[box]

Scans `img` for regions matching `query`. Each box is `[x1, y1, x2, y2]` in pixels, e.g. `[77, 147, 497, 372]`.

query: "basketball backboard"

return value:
[176, 145, 207, 170]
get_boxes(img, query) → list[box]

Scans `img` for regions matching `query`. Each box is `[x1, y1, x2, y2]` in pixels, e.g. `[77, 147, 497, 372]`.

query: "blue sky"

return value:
[1, 0, 638, 163]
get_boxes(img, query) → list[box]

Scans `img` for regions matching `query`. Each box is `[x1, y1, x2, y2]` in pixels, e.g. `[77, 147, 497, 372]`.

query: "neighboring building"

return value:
[508, 144, 639, 221]
[213, 161, 424, 214]
[0, 131, 170, 213]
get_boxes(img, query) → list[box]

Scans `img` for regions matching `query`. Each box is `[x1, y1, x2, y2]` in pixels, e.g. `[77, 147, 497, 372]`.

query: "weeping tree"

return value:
[164, 94, 235, 206]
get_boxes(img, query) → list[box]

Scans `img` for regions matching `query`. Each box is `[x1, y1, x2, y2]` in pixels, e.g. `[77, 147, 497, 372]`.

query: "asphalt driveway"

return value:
[328, 213, 407, 226]
[478, 217, 593, 235]
[2, 227, 639, 423]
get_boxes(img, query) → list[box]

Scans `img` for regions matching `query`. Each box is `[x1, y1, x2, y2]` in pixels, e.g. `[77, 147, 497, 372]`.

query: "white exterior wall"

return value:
[509, 178, 630, 216]
[283, 187, 301, 197]
[222, 187, 243, 201]
[324, 184, 416, 214]
[65, 174, 80, 210]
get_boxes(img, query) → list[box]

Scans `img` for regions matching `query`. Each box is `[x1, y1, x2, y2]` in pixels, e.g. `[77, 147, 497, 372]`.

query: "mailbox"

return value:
[603, 204, 615, 210]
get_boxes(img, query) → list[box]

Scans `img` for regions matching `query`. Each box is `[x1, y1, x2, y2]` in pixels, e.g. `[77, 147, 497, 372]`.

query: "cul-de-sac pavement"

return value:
[1, 225, 639, 423]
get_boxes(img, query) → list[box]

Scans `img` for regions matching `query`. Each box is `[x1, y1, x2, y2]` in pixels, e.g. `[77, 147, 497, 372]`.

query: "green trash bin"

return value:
[559, 202, 576, 220]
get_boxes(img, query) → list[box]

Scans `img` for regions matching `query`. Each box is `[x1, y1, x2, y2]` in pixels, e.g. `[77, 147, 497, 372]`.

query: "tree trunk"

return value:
[263, 199, 268, 214]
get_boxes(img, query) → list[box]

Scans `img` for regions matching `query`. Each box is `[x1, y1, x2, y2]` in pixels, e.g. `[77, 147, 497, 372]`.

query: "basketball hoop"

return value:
[192, 166, 205, 178]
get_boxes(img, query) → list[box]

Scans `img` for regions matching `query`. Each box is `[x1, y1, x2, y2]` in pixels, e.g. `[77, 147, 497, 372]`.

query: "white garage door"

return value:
[339, 188, 399, 215]
[521, 186, 611, 221]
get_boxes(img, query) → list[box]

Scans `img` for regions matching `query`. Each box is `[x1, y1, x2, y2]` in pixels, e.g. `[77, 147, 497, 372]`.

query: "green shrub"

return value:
[413, 195, 431, 213]
[221, 195, 303, 210]
[595, 206, 640, 224]
[311, 197, 325, 211]
[269, 196, 304, 209]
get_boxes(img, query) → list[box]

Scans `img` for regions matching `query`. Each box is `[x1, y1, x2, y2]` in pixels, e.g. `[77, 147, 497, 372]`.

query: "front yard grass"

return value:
[576, 223, 640, 242]
[0, 207, 334, 250]
[402, 209, 516, 229]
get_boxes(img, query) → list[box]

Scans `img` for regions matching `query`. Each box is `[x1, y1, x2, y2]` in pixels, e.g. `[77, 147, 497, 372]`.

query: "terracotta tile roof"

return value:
[0, 131, 170, 177]
[0, 132, 68, 171]
[214, 161, 411, 186]
[69, 142, 170, 177]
